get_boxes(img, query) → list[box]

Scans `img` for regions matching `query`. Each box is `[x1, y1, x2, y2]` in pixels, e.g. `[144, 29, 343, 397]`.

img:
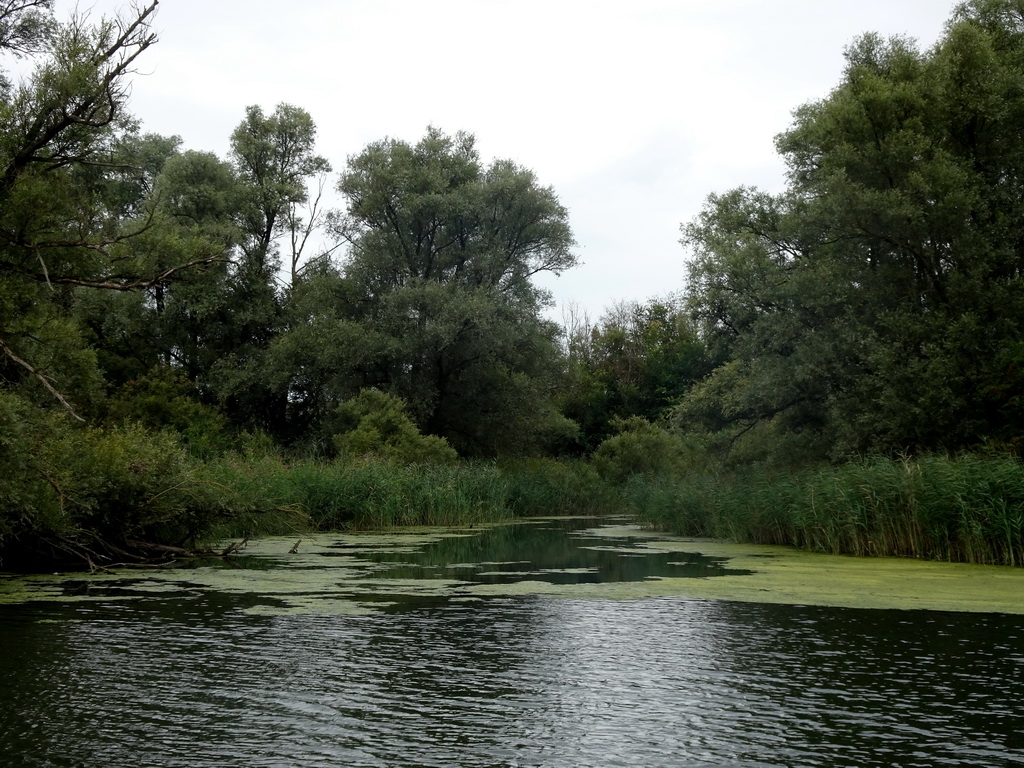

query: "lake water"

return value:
[1, 518, 1023, 767]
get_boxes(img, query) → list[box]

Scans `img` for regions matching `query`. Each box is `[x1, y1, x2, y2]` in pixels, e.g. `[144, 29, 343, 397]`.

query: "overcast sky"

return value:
[57, 0, 953, 320]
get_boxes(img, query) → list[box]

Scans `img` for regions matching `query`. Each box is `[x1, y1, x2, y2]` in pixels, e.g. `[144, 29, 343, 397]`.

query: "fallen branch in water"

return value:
[6, 533, 253, 573]
[220, 538, 249, 557]
[124, 539, 195, 557]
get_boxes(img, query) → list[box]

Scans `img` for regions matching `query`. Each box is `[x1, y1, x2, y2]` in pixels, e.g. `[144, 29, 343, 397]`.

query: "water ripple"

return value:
[2, 593, 1023, 767]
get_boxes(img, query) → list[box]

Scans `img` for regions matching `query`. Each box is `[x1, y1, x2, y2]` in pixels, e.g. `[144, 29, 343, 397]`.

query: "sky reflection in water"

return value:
[0, 518, 1022, 767]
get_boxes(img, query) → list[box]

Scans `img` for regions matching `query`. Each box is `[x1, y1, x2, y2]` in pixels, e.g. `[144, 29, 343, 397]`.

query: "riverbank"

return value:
[2, 437, 1021, 571]
[198, 456, 619, 537]
[631, 454, 1024, 567]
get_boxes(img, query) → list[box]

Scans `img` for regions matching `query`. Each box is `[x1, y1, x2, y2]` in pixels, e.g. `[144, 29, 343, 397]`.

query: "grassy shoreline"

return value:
[196, 451, 1024, 568]
[631, 454, 1024, 567]
[195, 456, 620, 539]
[3, 434, 1022, 570]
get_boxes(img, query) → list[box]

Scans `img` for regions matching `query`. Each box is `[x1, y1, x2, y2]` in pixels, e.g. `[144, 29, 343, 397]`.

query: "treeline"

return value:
[643, 0, 1024, 565]
[1, 0, 1023, 569]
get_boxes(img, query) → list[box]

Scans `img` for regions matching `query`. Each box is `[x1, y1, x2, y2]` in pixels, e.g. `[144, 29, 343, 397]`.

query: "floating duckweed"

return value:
[2, 522, 1022, 615]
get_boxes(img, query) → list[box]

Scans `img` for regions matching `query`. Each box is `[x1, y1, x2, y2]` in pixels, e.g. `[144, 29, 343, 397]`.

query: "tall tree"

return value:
[0, 1, 177, 417]
[677, 0, 1024, 461]
[281, 127, 577, 455]
[229, 102, 332, 283]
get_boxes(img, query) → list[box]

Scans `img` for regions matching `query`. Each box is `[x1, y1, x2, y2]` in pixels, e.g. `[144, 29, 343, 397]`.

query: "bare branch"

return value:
[288, 172, 327, 284]
[12, 250, 228, 291]
[0, 1, 159, 199]
[0, 335, 84, 420]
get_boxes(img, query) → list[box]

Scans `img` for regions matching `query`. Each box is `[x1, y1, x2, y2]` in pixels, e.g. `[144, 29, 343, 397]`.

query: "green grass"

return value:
[196, 455, 622, 541]
[634, 454, 1024, 566]
[198, 451, 1024, 567]
[17, 422, 1017, 570]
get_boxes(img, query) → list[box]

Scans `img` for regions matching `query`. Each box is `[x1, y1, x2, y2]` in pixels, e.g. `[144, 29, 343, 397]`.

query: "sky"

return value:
[55, 0, 954, 321]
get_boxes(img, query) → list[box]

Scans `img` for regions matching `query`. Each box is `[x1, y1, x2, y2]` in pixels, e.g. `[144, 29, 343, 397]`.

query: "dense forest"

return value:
[1, 0, 1023, 570]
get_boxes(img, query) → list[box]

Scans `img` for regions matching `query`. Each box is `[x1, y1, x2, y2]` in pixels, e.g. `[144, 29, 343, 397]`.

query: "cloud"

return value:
[55, 0, 952, 320]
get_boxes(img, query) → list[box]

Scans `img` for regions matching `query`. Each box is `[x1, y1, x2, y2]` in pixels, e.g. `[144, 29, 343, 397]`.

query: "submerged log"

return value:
[1, 533, 252, 573]
[220, 538, 249, 557]
[124, 539, 195, 557]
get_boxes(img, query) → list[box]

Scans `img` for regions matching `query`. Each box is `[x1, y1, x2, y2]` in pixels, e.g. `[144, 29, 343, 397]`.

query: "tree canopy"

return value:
[5, 0, 1024, 569]
[274, 128, 578, 455]
[676, 0, 1024, 462]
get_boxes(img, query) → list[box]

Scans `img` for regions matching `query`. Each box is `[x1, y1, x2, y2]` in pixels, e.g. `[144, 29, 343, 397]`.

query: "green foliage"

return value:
[229, 102, 331, 273]
[85, 105, 334, 441]
[499, 457, 618, 516]
[332, 389, 458, 465]
[0, 3, 230, 428]
[634, 454, 1024, 566]
[0, 390, 63, 545]
[6, 0, 1024, 574]
[0, 411, 212, 562]
[190, 453, 623, 539]
[0, 1, 55, 63]
[189, 452, 310, 540]
[677, 2, 1024, 461]
[106, 366, 232, 458]
[47, 423, 200, 542]
[591, 417, 693, 484]
[197, 457, 509, 533]
[979, 340, 1024, 452]
[320, 127, 577, 456]
[558, 297, 712, 453]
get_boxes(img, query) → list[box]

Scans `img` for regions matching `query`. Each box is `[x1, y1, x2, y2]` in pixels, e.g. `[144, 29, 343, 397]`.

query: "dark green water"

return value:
[355, 516, 754, 584]
[1, 518, 1023, 767]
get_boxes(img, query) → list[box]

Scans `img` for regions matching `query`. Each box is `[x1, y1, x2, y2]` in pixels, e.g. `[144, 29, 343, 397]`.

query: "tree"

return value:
[676, 0, 1024, 461]
[0, 2, 241, 564]
[229, 102, 332, 283]
[0, 2, 174, 419]
[558, 296, 711, 453]
[0, 2, 55, 62]
[332, 389, 457, 464]
[282, 127, 577, 455]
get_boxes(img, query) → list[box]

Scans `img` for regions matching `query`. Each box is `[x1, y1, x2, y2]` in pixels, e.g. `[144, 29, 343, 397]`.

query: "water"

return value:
[2, 519, 1023, 767]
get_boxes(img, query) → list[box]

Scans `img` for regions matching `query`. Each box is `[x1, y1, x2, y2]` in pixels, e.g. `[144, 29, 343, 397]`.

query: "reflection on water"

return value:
[1, 521, 1022, 767]
[362, 517, 753, 584]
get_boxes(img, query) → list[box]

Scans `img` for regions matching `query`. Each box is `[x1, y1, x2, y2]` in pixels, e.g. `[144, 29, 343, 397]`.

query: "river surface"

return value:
[1, 518, 1023, 767]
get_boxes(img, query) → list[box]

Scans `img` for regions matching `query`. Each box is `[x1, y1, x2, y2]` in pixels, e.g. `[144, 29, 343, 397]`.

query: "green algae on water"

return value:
[1, 521, 1023, 615]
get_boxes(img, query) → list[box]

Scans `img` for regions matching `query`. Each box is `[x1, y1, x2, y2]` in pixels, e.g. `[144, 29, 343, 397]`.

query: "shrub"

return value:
[0, 391, 62, 547]
[107, 366, 232, 458]
[333, 389, 458, 465]
[49, 423, 202, 544]
[592, 417, 689, 483]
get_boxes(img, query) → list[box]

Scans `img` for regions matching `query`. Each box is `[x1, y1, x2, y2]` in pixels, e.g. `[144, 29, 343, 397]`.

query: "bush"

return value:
[333, 389, 458, 465]
[592, 417, 689, 483]
[107, 366, 232, 458]
[0, 391, 63, 547]
[49, 423, 203, 543]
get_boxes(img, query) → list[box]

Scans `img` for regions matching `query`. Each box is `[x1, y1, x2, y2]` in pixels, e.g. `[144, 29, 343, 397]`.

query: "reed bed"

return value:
[634, 454, 1024, 566]
[197, 455, 620, 540]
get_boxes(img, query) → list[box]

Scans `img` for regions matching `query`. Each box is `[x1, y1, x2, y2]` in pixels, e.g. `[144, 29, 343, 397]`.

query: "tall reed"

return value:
[634, 454, 1024, 566]
[194, 455, 621, 540]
